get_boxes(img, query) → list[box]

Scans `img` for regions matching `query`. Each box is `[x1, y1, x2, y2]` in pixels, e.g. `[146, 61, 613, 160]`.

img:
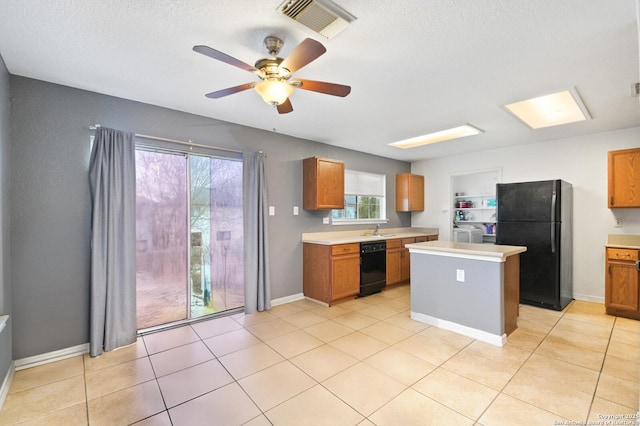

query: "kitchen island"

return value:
[406, 240, 526, 347]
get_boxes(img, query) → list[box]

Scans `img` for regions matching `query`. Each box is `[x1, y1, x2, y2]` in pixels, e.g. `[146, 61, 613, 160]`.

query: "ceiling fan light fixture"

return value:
[254, 80, 294, 105]
[389, 124, 484, 149]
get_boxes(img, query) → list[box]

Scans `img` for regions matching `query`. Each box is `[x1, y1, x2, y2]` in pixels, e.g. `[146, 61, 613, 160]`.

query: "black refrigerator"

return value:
[496, 180, 573, 311]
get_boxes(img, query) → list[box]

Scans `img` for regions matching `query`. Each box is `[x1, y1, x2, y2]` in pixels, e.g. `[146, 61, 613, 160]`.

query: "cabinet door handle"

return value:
[637, 260, 640, 271]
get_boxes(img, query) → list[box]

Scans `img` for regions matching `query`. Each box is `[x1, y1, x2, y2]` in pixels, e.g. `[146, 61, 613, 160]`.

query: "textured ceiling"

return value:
[0, 0, 638, 161]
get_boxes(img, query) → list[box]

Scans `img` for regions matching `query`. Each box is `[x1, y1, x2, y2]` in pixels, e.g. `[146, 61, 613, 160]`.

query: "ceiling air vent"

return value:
[278, 0, 356, 39]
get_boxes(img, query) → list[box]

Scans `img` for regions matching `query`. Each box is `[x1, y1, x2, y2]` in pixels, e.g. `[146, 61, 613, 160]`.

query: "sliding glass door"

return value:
[189, 155, 244, 318]
[135, 149, 243, 330]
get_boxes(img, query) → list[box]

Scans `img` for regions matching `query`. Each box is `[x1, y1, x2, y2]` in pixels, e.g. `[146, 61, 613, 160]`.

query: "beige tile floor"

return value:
[1, 283, 639, 425]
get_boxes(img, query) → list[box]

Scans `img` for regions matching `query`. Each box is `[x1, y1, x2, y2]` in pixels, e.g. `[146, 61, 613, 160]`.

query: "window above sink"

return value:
[332, 170, 387, 225]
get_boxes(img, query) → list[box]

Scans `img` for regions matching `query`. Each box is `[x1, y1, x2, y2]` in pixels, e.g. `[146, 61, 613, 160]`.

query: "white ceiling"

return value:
[0, 0, 638, 161]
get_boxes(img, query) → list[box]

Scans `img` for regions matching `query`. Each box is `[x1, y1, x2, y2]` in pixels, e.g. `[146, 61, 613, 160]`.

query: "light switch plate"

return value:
[456, 269, 465, 282]
[293, 206, 299, 215]
[269, 206, 275, 216]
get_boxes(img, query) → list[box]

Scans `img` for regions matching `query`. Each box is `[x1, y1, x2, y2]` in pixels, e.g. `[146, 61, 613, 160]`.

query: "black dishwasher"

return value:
[359, 241, 387, 296]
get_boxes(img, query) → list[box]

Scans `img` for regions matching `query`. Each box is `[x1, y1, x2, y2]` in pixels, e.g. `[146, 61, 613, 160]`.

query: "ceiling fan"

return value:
[193, 36, 351, 114]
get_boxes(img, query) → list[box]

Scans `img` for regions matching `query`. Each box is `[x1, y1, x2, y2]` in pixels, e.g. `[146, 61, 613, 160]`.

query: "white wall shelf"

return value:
[451, 170, 500, 244]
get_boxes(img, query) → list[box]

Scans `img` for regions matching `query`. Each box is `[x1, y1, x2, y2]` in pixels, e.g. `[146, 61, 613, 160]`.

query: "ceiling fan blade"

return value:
[205, 83, 255, 99]
[277, 98, 293, 114]
[280, 38, 326, 74]
[193, 45, 259, 73]
[294, 79, 351, 97]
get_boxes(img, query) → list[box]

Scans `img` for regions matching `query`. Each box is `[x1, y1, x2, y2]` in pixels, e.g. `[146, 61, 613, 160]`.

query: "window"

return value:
[332, 170, 387, 224]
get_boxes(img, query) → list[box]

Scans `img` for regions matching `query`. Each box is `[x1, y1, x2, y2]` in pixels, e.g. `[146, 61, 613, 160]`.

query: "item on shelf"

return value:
[453, 227, 483, 243]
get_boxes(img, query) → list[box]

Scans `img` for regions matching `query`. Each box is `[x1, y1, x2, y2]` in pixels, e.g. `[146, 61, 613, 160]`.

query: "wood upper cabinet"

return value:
[608, 148, 640, 208]
[303, 243, 359, 305]
[303, 157, 345, 210]
[605, 247, 640, 319]
[396, 173, 424, 212]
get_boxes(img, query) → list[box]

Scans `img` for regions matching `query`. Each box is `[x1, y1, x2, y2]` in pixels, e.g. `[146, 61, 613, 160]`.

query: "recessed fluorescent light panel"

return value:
[389, 124, 484, 149]
[504, 88, 591, 129]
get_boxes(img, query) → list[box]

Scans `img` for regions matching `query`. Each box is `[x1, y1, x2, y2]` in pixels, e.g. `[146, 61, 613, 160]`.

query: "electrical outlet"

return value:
[322, 217, 330, 224]
[293, 206, 299, 215]
[456, 269, 465, 282]
[615, 217, 622, 228]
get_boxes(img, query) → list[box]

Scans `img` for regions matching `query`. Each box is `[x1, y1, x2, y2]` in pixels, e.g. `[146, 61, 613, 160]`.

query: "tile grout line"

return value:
[472, 305, 566, 423]
[584, 315, 618, 422]
[6, 293, 636, 425]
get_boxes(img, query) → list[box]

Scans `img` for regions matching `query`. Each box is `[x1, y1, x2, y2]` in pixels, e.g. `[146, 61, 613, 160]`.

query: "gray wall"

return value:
[9, 76, 410, 359]
[410, 253, 503, 335]
[0, 55, 11, 379]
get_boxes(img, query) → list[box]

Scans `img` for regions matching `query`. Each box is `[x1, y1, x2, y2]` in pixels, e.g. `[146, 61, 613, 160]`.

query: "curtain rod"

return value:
[89, 125, 243, 154]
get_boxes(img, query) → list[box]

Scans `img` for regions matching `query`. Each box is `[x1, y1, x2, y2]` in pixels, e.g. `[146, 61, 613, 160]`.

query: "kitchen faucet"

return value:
[373, 224, 380, 236]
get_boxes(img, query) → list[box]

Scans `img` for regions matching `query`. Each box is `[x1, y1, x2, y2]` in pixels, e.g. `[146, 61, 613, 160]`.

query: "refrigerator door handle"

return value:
[550, 189, 557, 254]
[551, 184, 557, 224]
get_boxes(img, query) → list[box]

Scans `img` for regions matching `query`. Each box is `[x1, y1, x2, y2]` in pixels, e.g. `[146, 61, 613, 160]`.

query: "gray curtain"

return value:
[88, 127, 137, 356]
[243, 151, 271, 313]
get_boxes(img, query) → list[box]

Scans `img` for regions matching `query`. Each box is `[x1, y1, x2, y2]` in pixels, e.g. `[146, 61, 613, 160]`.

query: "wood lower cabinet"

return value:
[400, 237, 416, 282]
[608, 148, 640, 208]
[386, 239, 403, 285]
[387, 235, 438, 285]
[303, 157, 345, 210]
[303, 243, 360, 305]
[605, 247, 640, 319]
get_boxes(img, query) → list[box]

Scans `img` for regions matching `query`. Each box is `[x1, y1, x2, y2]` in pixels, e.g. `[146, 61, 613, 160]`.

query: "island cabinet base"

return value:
[408, 242, 523, 347]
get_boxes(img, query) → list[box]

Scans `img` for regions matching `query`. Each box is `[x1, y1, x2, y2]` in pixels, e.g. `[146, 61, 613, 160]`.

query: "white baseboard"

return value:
[303, 297, 329, 307]
[572, 294, 605, 304]
[14, 343, 90, 371]
[411, 311, 507, 347]
[271, 293, 305, 307]
[0, 361, 15, 412]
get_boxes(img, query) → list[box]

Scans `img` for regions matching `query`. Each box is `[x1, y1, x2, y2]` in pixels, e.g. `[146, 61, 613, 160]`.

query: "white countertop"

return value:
[302, 227, 439, 245]
[605, 243, 640, 250]
[406, 240, 526, 261]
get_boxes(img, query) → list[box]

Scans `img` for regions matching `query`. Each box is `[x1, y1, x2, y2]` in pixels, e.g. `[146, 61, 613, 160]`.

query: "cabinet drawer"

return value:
[401, 237, 416, 246]
[415, 236, 430, 243]
[386, 239, 402, 249]
[332, 243, 360, 256]
[607, 248, 639, 261]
